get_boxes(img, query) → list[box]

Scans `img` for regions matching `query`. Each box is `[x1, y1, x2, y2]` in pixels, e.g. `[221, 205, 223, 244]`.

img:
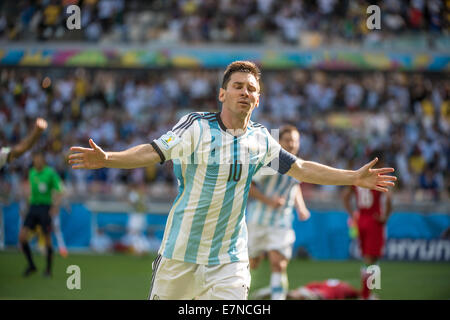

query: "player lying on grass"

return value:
[252, 278, 361, 300]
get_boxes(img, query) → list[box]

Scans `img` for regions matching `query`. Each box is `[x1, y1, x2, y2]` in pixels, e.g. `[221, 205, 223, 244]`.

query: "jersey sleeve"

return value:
[151, 113, 202, 163]
[260, 129, 297, 175]
[263, 130, 282, 167]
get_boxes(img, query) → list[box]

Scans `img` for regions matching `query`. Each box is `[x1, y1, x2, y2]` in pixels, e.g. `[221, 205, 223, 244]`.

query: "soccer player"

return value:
[69, 61, 396, 299]
[287, 279, 361, 300]
[342, 157, 393, 299]
[0, 117, 47, 250]
[0, 118, 48, 168]
[247, 125, 310, 300]
[19, 152, 64, 277]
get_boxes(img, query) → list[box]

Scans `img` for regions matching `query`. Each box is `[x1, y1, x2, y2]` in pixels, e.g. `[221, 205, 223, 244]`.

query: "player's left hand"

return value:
[268, 196, 286, 209]
[354, 158, 397, 192]
[35, 118, 48, 131]
[69, 139, 108, 169]
[375, 215, 387, 224]
[298, 209, 311, 221]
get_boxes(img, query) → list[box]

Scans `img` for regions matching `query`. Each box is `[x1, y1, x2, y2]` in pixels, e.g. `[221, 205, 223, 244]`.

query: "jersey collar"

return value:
[215, 112, 251, 137]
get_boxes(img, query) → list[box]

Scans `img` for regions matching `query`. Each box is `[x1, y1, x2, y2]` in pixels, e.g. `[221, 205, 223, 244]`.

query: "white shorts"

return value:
[247, 224, 295, 260]
[148, 255, 251, 300]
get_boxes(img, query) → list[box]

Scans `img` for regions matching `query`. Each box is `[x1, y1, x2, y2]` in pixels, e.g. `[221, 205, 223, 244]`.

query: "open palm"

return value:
[355, 158, 397, 192]
[69, 139, 107, 169]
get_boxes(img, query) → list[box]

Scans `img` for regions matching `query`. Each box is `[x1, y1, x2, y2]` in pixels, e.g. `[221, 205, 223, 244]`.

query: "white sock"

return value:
[271, 272, 287, 300]
[282, 271, 288, 292]
[360, 266, 367, 277]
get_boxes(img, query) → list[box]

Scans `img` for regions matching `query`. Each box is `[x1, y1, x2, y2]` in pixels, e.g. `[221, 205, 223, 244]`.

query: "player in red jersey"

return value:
[287, 279, 360, 300]
[342, 158, 392, 299]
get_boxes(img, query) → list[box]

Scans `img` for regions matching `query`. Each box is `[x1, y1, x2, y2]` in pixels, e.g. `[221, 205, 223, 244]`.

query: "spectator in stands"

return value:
[0, 69, 448, 205]
[0, 0, 446, 45]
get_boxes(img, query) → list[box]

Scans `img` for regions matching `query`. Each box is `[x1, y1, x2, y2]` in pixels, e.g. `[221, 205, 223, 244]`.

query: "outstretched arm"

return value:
[286, 158, 396, 192]
[9, 118, 47, 162]
[69, 139, 161, 169]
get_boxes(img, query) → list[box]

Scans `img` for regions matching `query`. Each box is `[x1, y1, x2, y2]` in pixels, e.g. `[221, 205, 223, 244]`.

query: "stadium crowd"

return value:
[0, 67, 448, 203]
[0, 0, 447, 47]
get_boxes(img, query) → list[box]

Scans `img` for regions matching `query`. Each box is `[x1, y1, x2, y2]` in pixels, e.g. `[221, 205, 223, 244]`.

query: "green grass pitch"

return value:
[0, 251, 449, 299]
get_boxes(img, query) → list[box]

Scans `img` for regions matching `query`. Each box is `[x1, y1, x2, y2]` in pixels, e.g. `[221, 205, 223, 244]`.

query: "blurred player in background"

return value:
[255, 278, 361, 300]
[0, 118, 47, 169]
[247, 125, 310, 300]
[19, 151, 63, 277]
[0, 118, 47, 250]
[120, 183, 151, 255]
[34, 211, 68, 258]
[342, 156, 393, 299]
[286, 279, 361, 300]
[69, 60, 396, 300]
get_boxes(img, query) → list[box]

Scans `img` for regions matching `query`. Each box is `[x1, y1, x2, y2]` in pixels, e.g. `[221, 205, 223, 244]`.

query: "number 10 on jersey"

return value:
[227, 161, 242, 182]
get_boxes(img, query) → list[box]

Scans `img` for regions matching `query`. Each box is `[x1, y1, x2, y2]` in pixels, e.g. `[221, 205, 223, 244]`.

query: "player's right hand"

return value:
[269, 196, 286, 209]
[69, 139, 108, 169]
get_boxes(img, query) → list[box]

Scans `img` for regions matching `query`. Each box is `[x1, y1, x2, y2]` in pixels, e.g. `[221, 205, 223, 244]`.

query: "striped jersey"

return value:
[152, 112, 282, 265]
[246, 171, 299, 229]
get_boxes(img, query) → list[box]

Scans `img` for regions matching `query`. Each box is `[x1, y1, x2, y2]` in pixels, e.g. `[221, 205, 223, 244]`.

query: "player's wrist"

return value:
[33, 123, 45, 133]
[351, 170, 362, 187]
[99, 152, 110, 168]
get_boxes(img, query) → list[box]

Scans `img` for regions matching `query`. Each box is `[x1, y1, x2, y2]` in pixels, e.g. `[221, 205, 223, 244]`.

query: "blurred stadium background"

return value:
[0, 0, 449, 299]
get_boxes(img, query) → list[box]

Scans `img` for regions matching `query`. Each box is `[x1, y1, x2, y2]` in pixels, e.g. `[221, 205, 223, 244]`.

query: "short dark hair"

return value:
[221, 61, 261, 91]
[280, 124, 299, 140]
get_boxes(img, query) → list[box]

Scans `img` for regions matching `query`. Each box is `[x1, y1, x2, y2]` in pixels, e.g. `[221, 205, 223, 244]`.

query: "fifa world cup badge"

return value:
[159, 131, 181, 150]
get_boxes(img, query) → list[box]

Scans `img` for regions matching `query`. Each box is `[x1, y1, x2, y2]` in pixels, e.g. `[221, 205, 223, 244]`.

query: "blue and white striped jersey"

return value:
[246, 172, 299, 229]
[152, 112, 282, 265]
